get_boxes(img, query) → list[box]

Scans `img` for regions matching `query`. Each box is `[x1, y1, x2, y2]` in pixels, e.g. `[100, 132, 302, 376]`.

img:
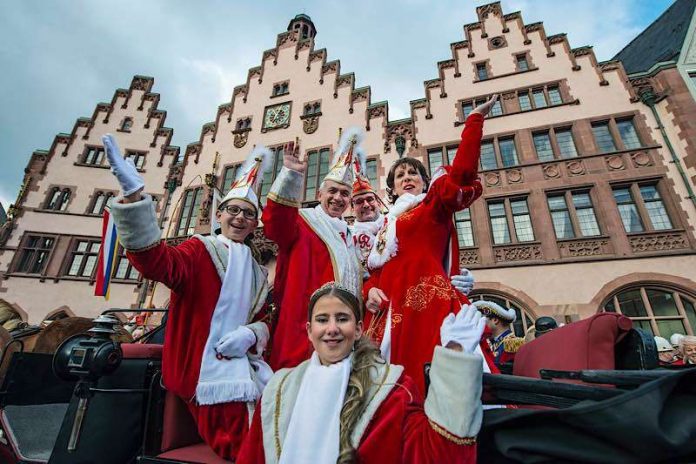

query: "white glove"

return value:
[102, 134, 145, 196]
[440, 304, 486, 354]
[215, 326, 256, 359]
[451, 268, 475, 296]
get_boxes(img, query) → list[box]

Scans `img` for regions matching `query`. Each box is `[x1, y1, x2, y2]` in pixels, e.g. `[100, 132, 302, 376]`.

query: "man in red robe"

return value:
[105, 135, 273, 460]
[263, 130, 364, 369]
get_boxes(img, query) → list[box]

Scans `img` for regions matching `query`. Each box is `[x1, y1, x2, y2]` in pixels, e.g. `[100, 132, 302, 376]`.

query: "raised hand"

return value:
[282, 140, 306, 173]
[102, 134, 145, 199]
[440, 304, 486, 353]
[451, 268, 475, 296]
[215, 326, 256, 359]
[471, 94, 499, 118]
[366, 287, 389, 314]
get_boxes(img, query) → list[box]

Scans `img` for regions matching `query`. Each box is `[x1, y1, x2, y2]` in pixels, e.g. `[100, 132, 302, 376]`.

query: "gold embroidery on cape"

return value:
[404, 274, 458, 312]
[365, 309, 403, 342]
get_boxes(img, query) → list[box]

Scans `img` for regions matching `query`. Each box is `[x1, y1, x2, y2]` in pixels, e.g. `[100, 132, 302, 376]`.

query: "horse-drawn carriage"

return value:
[0, 309, 693, 464]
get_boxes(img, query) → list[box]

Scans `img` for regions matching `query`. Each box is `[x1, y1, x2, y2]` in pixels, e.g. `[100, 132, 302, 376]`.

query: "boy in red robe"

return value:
[105, 135, 273, 460]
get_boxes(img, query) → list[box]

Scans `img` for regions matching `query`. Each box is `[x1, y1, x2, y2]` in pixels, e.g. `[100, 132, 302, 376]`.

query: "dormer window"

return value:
[272, 81, 289, 97]
[303, 101, 321, 116]
[120, 117, 133, 132]
[236, 117, 252, 131]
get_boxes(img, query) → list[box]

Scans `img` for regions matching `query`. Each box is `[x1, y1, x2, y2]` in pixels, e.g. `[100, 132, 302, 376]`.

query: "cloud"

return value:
[0, 0, 674, 200]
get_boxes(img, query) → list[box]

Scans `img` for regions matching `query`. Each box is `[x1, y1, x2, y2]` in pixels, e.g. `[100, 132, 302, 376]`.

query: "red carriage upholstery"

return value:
[513, 313, 633, 379]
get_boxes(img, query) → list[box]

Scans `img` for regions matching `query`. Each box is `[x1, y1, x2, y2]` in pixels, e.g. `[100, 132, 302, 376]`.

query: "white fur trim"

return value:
[193, 235, 228, 281]
[109, 194, 161, 251]
[246, 321, 270, 354]
[424, 346, 482, 438]
[350, 362, 404, 447]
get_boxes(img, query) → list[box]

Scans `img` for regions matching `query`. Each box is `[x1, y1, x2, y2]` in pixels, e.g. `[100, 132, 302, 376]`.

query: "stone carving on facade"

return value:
[186, 143, 202, 164]
[439, 60, 455, 70]
[502, 92, 517, 100]
[571, 46, 593, 57]
[459, 249, 480, 266]
[297, 39, 311, 52]
[352, 89, 368, 104]
[202, 123, 216, 139]
[599, 61, 621, 72]
[484, 172, 501, 187]
[503, 12, 520, 21]
[233, 85, 248, 100]
[452, 40, 468, 50]
[494, 244, 543, 262]
[368, 105, 386, 119]
[505, 169, 523, 184]
[302, 116, 320, 134]
[630, 151, 653, 168]
[566, 160, 586, 176]
[322, 61, 338, 74]
[425, 79, 441, 90]
[524, 22, 543, 33]
[547, 33, 566, 45]
[277, 32, 292, 46]
[605, 155, 625, 171]
[559, 238, 610, 257]
[309, 50, 324, 63]
[253, 228, 279, 265]
[263, 49, 278, 63]
[131, 76, 151, 91]
[629, 232, 688, 253]
[478, 3, 502, 18]
[542, 164, 561, 179]
[233, 130, 249, 148]
[489, 36, 507, 49]
[411, 99, 427, 110]
[249, 67, 262, 81]
[336, 74, 352, 87]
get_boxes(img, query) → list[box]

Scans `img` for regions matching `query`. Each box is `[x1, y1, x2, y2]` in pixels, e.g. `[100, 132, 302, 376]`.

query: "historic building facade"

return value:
[2, 3, 696, 338]
[0, 76, 179, 321]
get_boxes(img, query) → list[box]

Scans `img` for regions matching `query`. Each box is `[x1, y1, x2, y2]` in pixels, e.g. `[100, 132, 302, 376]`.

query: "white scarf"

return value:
[279, 352, 352, 464]
[195, 236, 273, 405]
[299, 205, 362, 297]
[367, 193, 425, 270]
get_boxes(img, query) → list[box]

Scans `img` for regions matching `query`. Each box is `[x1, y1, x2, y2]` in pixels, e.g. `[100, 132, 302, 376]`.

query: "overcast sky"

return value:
[0, 0, 673, 209]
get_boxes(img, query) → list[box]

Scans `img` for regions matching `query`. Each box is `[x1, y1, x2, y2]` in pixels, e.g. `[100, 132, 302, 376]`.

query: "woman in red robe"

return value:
[237, 282, 485, 464]
[363, 96, 499, 393]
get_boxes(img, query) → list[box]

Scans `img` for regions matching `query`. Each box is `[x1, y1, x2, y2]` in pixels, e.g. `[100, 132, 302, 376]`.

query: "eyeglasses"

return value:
[353, 196, 377, 206]
[220, 204, 257, 219]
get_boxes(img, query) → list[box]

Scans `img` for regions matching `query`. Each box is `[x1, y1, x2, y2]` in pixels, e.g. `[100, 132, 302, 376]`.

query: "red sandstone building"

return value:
[1, 2, 695, 340]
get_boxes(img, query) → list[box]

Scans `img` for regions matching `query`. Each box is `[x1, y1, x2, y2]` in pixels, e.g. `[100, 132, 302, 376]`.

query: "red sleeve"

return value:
[400, 376, 477, 464]
[236, 402, 266, 464]
[450, 113, 484, 185]
[126, 238, 202, 292]
[261, 198, 300, 252]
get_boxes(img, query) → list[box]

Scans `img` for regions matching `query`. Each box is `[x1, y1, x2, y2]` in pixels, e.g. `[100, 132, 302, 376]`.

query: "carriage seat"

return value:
[513, 313, 633, 379]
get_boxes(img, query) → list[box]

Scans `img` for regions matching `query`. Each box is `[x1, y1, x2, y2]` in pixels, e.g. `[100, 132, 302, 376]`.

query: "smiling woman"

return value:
[363, 96, 499, 393]
[237, 281, 486, 464]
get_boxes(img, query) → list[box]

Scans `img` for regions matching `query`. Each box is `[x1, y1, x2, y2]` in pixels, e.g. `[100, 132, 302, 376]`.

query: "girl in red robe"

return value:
[237, 282, 485, 464]
[364, 96, 499, 393]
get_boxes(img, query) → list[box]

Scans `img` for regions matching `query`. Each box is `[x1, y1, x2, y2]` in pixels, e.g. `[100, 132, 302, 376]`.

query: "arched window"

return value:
[603, 285, 696, 337]
[469, 292, 534, 337]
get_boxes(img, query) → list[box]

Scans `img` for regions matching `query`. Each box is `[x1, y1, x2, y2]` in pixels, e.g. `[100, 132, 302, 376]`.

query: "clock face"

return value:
[263, 103, 291, 130]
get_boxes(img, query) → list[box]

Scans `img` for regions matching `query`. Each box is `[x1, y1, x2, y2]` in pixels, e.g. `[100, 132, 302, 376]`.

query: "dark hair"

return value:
[308, 283, 362, 322]
[385, 157, 430, 204]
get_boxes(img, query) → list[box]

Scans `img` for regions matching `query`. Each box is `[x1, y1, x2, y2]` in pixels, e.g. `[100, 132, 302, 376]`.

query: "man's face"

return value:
[215, 199, 258, 243]
[352, 192, 380, 222]
[318, 180, 351, 218]
[683, 342, 696, 364]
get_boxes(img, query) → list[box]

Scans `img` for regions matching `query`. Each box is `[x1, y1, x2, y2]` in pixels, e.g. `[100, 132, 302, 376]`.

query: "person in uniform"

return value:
[654, 336, 677, 366]
[473, 300, 524, 367]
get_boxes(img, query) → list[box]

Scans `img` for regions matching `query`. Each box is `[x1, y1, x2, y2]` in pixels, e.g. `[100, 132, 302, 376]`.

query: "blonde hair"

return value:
[337, 337, 384, 463]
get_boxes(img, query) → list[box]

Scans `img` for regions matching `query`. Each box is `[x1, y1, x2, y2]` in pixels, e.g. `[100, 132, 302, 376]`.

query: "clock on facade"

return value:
[262, 102, 291, 131]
